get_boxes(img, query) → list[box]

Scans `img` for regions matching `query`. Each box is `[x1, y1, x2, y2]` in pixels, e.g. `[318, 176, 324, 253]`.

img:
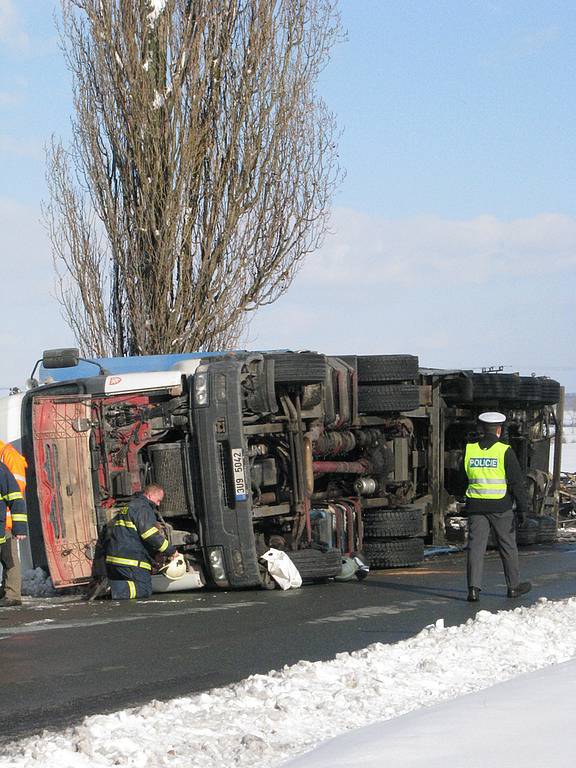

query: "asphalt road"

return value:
[2, 542, 576, 743]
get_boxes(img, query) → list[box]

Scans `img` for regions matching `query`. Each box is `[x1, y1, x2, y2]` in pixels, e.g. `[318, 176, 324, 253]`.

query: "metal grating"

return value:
[149, 443, 188, 517]
[218, 442, 232, 508]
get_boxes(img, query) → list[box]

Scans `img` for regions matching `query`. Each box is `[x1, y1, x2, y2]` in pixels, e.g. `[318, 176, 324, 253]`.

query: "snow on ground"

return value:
[552, 409, 576, 472]
[21, 567, 58, 597]
[3, 597, 576, 768]
[557, 522, 576, 542]
[558, 441, 576, 472]
[285, 658, 576, 767]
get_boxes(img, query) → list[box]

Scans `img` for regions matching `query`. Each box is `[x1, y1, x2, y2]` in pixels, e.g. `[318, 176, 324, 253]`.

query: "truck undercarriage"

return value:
[21, 350, 562, 590]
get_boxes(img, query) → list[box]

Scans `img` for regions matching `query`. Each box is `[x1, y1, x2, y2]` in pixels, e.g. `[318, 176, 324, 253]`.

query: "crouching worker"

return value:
[105, 484, 180, 600]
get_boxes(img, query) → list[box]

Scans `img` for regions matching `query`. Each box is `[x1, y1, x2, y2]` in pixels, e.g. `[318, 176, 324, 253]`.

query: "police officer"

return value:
[104, 484, 180, 599]
[464, 412, 531, 603]
[0, 460, 27, 607]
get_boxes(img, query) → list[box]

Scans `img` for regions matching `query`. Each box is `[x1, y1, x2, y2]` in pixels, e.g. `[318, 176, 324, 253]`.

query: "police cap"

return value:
[478, 411, 506, 424]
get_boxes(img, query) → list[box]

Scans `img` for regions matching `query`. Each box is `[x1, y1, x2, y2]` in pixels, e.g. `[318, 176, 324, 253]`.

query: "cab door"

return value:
[31, 396, 97, 587]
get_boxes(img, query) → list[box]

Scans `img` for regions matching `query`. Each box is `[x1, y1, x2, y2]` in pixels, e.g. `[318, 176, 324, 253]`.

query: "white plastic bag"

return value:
[260, 548, 302, 590]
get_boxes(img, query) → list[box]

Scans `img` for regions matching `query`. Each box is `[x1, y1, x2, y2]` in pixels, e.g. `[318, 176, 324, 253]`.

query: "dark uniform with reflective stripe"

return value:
[0, 461, 27, 602]
[105, 494, 175, 599]
[464, 435, 531, 591]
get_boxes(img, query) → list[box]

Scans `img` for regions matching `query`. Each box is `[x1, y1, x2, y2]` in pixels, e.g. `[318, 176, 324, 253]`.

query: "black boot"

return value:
[507, 581, 532, 598]
[467, 587, 480, 602]
[85, 577, 111, 602]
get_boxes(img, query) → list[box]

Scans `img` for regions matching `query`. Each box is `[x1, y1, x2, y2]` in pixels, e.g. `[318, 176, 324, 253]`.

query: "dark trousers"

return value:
[106, 564, 153, 600]
[467, 509, 520, 590]
[0, 534, 22, 601]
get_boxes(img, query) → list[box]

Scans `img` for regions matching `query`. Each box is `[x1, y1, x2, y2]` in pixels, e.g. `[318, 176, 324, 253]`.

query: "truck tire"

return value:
[358, 383, 420, 413]
[471, 374, 498, 401]
[492, 374, 518, 400]
[363, 538, 424, 568]
[517, 377, 542, 403]
[287, 547, 343, 580]
[472, 374, 518, 401]
[363, 507, 422, 539]
[357, 355, 419, 383]
[269, 353, 328, 384]
[539, 380, 561, 405]
[537, 515, 557, 543]
[516, 518, 539, 546]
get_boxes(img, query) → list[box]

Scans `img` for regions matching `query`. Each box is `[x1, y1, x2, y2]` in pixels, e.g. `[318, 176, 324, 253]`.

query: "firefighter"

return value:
[0, 441, 28, 605]
[104, 483, 180, 599]
[464, 412, 532, 603]
[0, 459, 27, 607]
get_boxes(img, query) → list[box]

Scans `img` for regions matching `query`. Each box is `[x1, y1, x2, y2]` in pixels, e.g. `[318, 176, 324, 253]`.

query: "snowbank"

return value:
[285, 658, 576, 767]
[2, 597, 576, 767]
[21, 568, 57, 597]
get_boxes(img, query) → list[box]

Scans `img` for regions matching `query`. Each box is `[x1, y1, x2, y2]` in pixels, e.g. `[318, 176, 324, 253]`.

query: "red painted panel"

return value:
[32, 397, 97, 587]
[31, 393, 157, 587]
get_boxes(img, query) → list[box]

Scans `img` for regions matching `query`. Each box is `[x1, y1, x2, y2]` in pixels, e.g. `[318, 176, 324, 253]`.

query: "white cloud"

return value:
[248, 208, 576, 388]
[0, 0, 30, 52]
[0, 201, 573, 389]
[302, 209, 576, 289]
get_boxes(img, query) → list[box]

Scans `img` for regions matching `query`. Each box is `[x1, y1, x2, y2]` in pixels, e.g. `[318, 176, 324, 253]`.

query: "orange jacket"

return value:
[0, 441, 27, 532]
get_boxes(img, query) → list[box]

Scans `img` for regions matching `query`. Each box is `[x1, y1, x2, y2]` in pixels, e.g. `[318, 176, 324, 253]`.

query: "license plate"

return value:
[231, 448, 247, 501]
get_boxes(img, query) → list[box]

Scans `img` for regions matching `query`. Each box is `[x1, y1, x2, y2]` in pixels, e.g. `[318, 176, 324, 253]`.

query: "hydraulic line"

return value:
[312, 459, 371, 475]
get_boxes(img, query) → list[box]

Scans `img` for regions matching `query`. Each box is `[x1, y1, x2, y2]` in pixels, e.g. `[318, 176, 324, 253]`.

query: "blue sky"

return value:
[1, 0, 575, 388]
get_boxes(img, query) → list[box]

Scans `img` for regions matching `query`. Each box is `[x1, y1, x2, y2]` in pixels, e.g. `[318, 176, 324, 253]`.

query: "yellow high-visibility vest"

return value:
[465, 441, 509, 500]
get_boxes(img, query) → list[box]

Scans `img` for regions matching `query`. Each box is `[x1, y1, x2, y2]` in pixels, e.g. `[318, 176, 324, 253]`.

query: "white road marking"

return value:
[0, 600, 267, 637]
[307, 598, 449, 623]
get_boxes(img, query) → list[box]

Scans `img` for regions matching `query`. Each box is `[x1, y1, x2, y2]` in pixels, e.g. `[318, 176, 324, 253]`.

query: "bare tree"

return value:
[45, 0, 342, 357]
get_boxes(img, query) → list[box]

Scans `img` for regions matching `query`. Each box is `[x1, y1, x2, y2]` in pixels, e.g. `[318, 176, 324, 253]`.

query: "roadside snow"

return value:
[3, 597, 576, 767]
[285, 658, 576, 767]
[21, 567, 57, 597]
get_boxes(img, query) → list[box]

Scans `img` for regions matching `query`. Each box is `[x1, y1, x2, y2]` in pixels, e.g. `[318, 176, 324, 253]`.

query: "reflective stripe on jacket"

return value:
[0, 441, 27, 533]
[0, 462, 26, 542]
[465, 441, 509, 500]
[104, 494, 174, 568]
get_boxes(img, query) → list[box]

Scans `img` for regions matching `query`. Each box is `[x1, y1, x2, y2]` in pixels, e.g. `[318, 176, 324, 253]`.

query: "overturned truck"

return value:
[21, 349, 563, 589]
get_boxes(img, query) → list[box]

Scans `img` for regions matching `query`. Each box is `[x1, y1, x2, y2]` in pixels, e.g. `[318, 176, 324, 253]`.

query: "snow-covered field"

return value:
[559, 442, 576, 472]
[3, 597, 576, 768]
[556, 410, 576, 472]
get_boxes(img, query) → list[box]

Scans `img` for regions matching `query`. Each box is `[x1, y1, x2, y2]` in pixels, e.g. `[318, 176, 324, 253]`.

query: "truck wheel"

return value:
[358, 383, 420, 413]
[539, 380, 561, 405]
[537, 515, 557, 543]
[287, 547, 343, 580]
[363, 507, 422, 538]
[472, 374, 517, 401]
[517, 377, 542, 403]
[357, 355, 419, 383]
[269, 353, 328, 384]
[490, 374, 518, 399]
[363, 538, 424, 568]
[516, 518, 539, 546]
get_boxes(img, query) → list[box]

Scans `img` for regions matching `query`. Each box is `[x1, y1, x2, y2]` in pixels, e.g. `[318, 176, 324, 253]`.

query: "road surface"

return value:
[1, 542, 575, 743]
